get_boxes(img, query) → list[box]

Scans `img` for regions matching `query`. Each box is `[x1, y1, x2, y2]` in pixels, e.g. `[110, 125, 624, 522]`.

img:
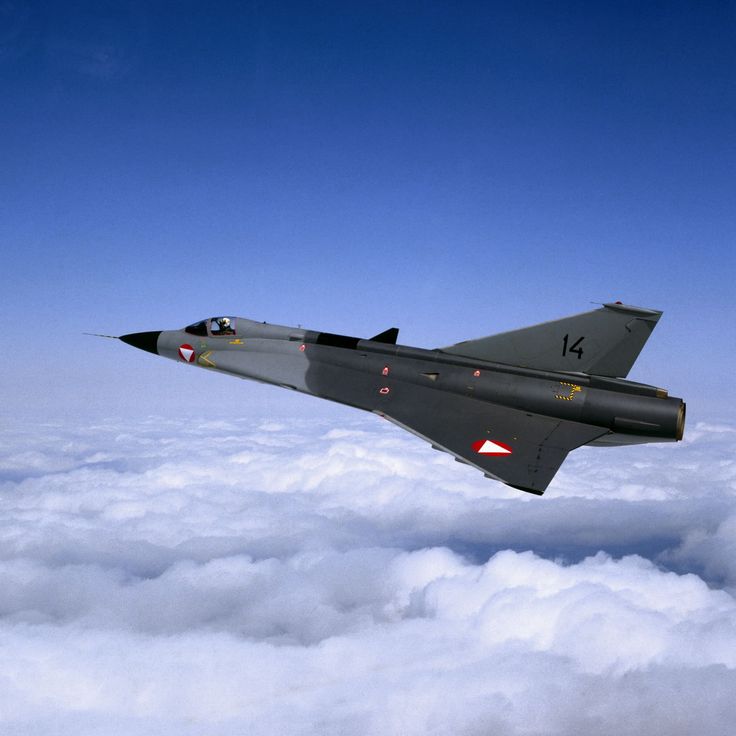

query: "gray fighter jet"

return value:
[116, 303, 685, 495]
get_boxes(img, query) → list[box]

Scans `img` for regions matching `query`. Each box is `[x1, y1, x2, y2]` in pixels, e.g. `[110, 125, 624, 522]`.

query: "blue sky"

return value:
[2, 0, 734, 419]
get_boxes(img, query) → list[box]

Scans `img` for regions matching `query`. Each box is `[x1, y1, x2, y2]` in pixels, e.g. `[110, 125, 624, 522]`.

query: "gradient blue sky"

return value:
[2, 1, 734, 419]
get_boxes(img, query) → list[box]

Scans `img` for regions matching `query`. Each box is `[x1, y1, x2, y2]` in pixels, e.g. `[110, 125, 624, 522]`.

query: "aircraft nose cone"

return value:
[120, 331, 162, 355]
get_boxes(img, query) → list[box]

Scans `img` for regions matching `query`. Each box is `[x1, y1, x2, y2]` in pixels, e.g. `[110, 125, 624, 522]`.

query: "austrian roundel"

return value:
[471, 439, 513, 456]
[178, 344, 196, 363]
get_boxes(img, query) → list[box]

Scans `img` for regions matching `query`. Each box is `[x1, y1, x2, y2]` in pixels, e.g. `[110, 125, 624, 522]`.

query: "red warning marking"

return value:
[473, 370, 481, 377]
[379, 387, 390, 395]
[178, 344, 196, 363]
[471, 440, 512, 456]
[382, 366, 390, 376]
[299, 344, 306, 352]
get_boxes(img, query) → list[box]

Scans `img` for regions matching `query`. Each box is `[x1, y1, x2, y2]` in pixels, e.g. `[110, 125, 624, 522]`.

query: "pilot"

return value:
[215, 317, 234, 335]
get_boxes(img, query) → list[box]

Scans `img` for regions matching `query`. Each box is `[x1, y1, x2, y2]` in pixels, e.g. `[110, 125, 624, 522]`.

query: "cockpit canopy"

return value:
[185, 317, 237, 337]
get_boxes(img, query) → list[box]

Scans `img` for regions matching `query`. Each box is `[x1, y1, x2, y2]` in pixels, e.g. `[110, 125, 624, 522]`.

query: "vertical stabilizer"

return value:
[439, 303, 662, 378]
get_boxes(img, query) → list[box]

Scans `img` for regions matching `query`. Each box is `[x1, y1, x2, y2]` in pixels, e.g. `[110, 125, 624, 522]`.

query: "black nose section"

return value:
[120, 331, 162, 355]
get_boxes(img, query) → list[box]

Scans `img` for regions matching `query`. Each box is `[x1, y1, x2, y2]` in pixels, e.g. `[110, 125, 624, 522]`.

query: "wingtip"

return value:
[506, 482, 545, 496]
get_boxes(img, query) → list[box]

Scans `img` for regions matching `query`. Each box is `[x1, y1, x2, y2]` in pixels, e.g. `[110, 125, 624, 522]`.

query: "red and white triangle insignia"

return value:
[178, 344, 195, 363]
[471, 440, 513, 456]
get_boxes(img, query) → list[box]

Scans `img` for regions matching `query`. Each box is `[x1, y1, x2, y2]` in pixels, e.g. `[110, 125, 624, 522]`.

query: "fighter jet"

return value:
[115, 303, 685, 495]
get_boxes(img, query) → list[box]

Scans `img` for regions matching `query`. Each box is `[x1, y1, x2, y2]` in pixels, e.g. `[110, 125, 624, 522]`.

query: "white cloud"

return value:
[665, 512, 736, 593]
[0, 413, 735, 734]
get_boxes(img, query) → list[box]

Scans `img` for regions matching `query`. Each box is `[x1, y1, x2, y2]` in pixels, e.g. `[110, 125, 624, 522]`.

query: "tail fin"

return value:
[439, 303, 662, 378]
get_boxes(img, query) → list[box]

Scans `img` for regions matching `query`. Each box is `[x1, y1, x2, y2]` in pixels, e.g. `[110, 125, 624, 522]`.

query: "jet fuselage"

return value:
[119, 309, 685, 495]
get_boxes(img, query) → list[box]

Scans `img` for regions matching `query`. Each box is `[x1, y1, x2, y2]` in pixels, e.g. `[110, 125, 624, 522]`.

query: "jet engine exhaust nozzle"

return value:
[677, 401, 687, 441]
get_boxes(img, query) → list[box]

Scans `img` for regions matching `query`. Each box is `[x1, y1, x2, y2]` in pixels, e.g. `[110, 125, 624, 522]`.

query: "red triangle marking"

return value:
[179, 344, 195, 363]
[471, 440, 513, 456]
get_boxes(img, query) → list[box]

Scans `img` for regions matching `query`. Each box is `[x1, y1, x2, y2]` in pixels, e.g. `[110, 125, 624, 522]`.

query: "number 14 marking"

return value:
[562, 334, 584, 359]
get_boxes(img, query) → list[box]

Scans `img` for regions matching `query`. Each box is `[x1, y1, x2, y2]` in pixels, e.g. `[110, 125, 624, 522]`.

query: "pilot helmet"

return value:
[218, 317, 231, 328]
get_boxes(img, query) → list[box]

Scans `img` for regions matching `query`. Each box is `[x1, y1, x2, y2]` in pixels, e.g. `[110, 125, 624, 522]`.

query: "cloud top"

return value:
[0, 414, 734, 734]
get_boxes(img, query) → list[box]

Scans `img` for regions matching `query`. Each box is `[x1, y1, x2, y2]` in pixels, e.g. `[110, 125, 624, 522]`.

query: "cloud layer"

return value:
[0, 413, 734, 734]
